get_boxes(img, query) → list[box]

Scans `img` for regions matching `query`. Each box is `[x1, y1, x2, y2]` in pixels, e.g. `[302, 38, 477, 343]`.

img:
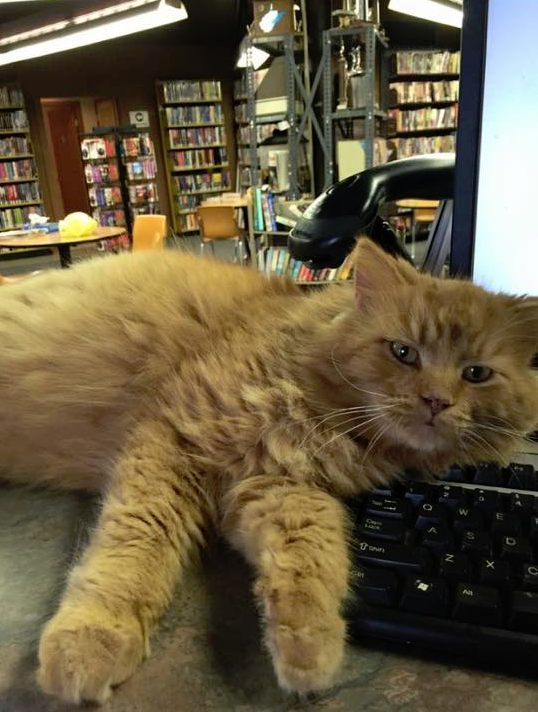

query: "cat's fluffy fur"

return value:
[0, 239, 537, 704]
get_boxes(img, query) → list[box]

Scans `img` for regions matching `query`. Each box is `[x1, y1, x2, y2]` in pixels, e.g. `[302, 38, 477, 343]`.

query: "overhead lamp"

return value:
[388, 0, 463, 28]
[0, 0, 188, 67]
[236, 37, 270, 70]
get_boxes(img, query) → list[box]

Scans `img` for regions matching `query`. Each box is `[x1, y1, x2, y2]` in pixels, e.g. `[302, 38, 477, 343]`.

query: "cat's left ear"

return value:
[507, 296, 538, 363]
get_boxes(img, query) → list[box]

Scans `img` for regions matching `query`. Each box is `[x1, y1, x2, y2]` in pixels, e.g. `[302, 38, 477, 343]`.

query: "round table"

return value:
[0, 226, 128, 268]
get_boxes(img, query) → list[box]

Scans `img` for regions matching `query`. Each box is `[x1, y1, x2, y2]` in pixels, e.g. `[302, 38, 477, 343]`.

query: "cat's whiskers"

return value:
[360, 418, 395, 466]
[461, 428, 506, 463]
[298, 404, 394, 448]
[314, 411, 390, 453]
[330, 347, 390, 401]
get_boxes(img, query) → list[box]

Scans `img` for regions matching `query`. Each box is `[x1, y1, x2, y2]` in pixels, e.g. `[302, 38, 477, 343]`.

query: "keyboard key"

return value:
[404, 482, 431, 505]
[365, 495, 412, 521]
[509, 493, 537, 512]
[358, 516, 406, 543]
[415, 502, 447, 530]
[421, 523, 454, 555]
[351, 564, 398, 607]
[473, 489, 501, 515]
[509, 591, 538, 632]
[473, 463, 502, 487]
[478, 558, 511, 590]
[453, 507, 484, 533]
[504, 463, 536, 492]
[491, 512, 522, 538]
[443, 465, 467, 483]
[453, 583, 503, 626]
[438, 552, 471, 583]
[355, 541, 430, 574]
[400, 575, 449, 617]
[437, 485, 467, 510]
[528, 515, 538, 546]
[522, 563, 538, 592]
[499, 535, 533, 563]
[460, 530, 492, 560]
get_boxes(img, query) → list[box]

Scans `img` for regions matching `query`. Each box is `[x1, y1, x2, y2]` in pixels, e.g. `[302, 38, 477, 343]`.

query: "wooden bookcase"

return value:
[156, 79, 232, 235]
[0, 83, 44, 231]
[388, 50, 460, 159]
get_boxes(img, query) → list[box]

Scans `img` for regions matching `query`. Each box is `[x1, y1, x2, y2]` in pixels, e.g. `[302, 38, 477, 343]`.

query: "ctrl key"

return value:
[350, 564, 398, 607]
[509, 591, 538, 633]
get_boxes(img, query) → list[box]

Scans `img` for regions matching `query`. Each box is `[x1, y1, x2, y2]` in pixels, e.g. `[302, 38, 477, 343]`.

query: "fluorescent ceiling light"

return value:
[236, 38, 270, 70]
[0, 0, 188, 67]
[388, 0, 463, 28]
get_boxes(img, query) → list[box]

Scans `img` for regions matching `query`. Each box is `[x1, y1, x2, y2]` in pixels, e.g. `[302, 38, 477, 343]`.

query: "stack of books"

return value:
[258, 247, 354, 284]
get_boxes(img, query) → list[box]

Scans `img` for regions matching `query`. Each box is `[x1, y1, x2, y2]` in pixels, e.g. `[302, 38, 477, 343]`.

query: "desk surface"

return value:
[0, 226, 126, 249]
[1, 483, 537, 712]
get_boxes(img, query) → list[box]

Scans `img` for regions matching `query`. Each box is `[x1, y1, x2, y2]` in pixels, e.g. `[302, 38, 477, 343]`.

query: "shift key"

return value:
[355, 541, 430, 573]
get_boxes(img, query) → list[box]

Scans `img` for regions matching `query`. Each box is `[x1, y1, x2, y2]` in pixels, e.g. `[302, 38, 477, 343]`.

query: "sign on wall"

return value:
[129, 110, 150, 128]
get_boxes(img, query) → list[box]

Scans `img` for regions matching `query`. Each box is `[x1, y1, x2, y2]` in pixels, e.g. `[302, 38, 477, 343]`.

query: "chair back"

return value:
[132, 214, 167, 251]
[197, 205, 239, 242]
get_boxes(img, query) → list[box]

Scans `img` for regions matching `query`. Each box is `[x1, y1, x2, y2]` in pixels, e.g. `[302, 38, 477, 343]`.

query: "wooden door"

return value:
[47, 101, 89, 214]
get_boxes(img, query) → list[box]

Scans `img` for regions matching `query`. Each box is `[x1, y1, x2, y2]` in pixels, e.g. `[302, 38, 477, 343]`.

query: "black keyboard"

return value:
[346, 461, 538, 672]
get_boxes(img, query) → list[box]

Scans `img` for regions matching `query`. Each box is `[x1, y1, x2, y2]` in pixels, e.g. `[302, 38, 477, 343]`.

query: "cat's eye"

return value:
[390, 341, 419, 366]
[462, 365, 493, 383]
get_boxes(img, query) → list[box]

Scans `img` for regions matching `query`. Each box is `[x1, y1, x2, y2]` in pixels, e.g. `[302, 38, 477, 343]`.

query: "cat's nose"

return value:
[422, 395, 452, 416]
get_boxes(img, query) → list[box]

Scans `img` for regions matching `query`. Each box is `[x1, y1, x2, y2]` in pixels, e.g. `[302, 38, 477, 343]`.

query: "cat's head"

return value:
[324, 238, 538, 471]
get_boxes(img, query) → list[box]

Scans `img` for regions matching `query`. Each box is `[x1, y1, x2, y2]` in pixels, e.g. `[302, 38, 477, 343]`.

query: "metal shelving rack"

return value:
[238, 32, 318, 199]
[320, 25, 389, 187]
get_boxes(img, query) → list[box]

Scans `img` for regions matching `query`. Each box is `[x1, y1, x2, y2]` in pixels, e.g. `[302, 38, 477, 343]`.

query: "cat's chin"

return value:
[390, 419, 456, 455]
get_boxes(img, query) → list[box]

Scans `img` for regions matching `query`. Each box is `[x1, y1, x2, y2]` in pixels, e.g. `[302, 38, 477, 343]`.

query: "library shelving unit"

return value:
[387, 49, 460, 159]
[80, 127, 159, 237]
[156, 79, 232, 235]
[0, 83, 44, 232]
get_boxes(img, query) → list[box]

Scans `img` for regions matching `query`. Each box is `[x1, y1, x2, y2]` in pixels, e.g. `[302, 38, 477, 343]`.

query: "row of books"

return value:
[172, 170, 231, 193]
[132, 204, 161, 216]
[88, 186, 123, 208]
[258, 248, 354, 283]
[390, 106, 458, 133]
[170, 147, 227, 170]
[394, 51, 460, 76]
[0, 110, 28, 130]
[84, 162, 119, 185]
[177, 213, 199, 232]
[0, 86, 24, 107]
[81, 137, 116, 160]
[128, 183, 158, 204]
[0, 136, 32, 156]
[390, 134, 456, 158]
[0, 181, 41, 204]
[165, 105, 223, 126]
[168, 125, 226, 148]
[121, 134, 154, 157]
[0, 205, 42, 229]
[92, 208, 126, 227]
[0, 158, 37, 181]
[125, 159, 157, 180]
[236, 123, 279, 146]
[252, 188, 278, 231]
[175, 194, 200, 211]
[162, 80, 221, 104]
[389, 80, 459, 105]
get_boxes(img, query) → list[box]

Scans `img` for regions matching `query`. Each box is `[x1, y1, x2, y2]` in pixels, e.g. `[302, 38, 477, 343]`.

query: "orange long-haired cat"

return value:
[0, 239, 536, 704]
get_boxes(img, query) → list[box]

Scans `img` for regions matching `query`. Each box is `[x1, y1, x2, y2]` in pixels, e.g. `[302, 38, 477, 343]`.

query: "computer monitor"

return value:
[451, 0, 538, 297]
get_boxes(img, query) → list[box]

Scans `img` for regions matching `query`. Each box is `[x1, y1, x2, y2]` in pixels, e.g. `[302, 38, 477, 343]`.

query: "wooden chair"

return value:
[131, 214, 167, 251]
[197, 204, 244, 263]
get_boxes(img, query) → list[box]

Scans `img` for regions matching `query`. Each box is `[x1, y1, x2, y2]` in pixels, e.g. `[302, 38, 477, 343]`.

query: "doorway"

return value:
[40, 97, 119, 218]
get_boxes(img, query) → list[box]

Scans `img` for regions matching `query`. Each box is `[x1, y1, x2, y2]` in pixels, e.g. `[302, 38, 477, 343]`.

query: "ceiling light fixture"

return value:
[388, 0, 463, 28]
[0, 0, 188, 67]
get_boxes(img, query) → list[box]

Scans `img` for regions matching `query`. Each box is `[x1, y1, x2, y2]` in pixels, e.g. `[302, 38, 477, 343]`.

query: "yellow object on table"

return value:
[58, 212, 98, 237]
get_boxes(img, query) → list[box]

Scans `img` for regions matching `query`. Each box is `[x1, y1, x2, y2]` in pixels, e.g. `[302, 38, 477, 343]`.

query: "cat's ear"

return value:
[506, 296, 538, 363]
[352, 238, 417, 309]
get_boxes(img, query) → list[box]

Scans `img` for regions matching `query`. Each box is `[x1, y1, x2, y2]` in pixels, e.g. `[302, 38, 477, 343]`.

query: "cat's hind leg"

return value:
[37, 420, 211, 704]
[223, 477, 350, 694]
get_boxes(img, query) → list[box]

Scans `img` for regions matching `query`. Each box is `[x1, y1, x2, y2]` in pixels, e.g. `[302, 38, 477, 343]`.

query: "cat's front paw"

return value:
[262, 586, 346, 694]
[38, 609, 145, 704]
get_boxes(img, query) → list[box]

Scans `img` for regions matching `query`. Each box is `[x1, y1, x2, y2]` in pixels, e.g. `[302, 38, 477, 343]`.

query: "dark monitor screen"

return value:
[451, 0, 538, 296]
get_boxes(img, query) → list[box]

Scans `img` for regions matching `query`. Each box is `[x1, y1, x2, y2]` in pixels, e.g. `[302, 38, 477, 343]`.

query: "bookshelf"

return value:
[156, 79, 232, 235]
[258, 244, 354, 285]
[80, 128, 159, 236]
[0, 83, 44, 231]
[388, 50, 460, 159]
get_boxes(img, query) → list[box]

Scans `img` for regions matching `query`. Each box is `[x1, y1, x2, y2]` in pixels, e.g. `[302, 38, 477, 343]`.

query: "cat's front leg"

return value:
[223, 478, 350, 694]
[38, 420, 209, 705]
